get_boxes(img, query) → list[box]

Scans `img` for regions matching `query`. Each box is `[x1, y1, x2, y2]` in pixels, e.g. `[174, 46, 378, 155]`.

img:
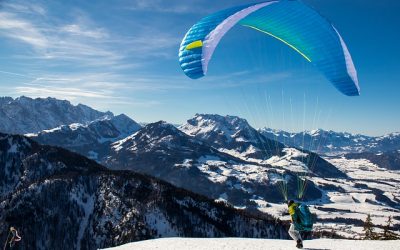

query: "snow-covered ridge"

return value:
[180, 114, 285, 161]
[28, 114, 141, 161]
[28, 114, 140, 142]
[259, 127, 400, 155]
[0, 96, 112, 134]
[180, 114, 257, 142]
[111, 121, 189, 152]
[260, 127, 392, 138]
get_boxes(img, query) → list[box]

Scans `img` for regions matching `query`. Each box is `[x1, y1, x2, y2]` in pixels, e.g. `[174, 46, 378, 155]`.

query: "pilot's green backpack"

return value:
[296, 204, 313, 231]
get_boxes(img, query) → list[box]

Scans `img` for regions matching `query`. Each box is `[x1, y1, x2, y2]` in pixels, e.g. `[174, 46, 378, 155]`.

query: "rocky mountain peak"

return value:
[111, 121, 190, 153]
[182, 114, 255, 140]
[180, 114, 283, 160]
[0, 96, 113, 134]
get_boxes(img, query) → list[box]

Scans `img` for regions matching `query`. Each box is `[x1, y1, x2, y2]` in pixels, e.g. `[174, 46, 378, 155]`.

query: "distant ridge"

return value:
[259, 128, 400, 154]
[0, 96, 112, 134]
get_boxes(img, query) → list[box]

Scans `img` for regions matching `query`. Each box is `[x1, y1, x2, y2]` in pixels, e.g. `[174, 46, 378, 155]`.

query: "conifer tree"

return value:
[363, 214, 375, 240]
[382, 216, 398, 240]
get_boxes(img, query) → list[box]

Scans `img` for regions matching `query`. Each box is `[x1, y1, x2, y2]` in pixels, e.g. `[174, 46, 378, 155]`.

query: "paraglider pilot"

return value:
[288, 200, 303, 249]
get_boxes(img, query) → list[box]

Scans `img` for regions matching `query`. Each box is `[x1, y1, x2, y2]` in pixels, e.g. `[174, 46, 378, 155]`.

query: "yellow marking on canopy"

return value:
[242, 24, 312, 62]
[186, 40, 203, 50]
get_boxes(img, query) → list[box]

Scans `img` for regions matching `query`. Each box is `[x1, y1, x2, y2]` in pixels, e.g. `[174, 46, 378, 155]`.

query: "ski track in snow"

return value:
[103, 238, 400, 250]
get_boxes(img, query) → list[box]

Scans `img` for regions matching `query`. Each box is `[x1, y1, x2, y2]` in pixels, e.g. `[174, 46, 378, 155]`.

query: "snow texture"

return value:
[103, 238, 400, 250]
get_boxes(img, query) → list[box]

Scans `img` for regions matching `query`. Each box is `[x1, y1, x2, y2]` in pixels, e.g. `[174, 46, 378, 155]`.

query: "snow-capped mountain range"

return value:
[106, 120, 342, 204]
[259, 128, 400, 155]
[0, 96, 399, 239]
[0, 133, 288, 249]
[32, 113, 344, 204]
[31, 111, 399, 237]
[0, 96, 112, 134]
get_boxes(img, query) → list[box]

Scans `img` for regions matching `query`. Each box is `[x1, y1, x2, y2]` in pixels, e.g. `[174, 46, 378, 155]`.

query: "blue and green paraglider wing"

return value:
[178, 0, 360, 96]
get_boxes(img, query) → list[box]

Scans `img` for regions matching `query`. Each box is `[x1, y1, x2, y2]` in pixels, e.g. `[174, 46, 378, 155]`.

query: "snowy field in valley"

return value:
[253, 157, 400, 238]
[188, 153, 400, 238]
[103, 238, 400, 250]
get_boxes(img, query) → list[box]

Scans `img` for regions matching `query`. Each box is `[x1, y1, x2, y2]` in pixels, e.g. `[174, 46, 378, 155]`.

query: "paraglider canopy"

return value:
[178, 0, 360, 96]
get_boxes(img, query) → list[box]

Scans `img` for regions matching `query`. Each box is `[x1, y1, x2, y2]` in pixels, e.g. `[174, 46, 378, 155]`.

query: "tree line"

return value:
[363, 214, 399, 240]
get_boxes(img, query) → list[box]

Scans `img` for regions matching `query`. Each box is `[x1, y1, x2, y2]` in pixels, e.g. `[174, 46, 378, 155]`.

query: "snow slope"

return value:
[103, 238, 400, 250]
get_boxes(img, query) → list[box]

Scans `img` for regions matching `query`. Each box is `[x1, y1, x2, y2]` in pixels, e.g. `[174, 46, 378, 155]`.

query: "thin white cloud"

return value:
[12, 71, 162, 109]
[126, 0, 211, 14]
[14, 83, 161, 109]
[2, 2, 46, 15]
[15, 86, 111, 99]
[12, 71, 152, 101]
[115, 71, 293, 92]
[23, 72, 133, 88]
[60, 24, 108, 39]
[0, 12, 49, 49]
[0, 1, 179, 69]
[121, 33, 180, 59]
[0, 70, 36, 79]
[9, 70, 282, 104]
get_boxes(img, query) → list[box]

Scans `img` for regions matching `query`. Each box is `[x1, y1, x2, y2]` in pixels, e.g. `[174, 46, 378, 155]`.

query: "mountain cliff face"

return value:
[0, 96, 112, 134]
[180, 114, 284, 159]
[0, 133, 288, 249]
[29, 114, 141, 161]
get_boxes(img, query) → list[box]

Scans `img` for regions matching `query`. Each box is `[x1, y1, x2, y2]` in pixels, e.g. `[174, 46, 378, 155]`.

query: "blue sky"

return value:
[0, 0, 399, 135]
